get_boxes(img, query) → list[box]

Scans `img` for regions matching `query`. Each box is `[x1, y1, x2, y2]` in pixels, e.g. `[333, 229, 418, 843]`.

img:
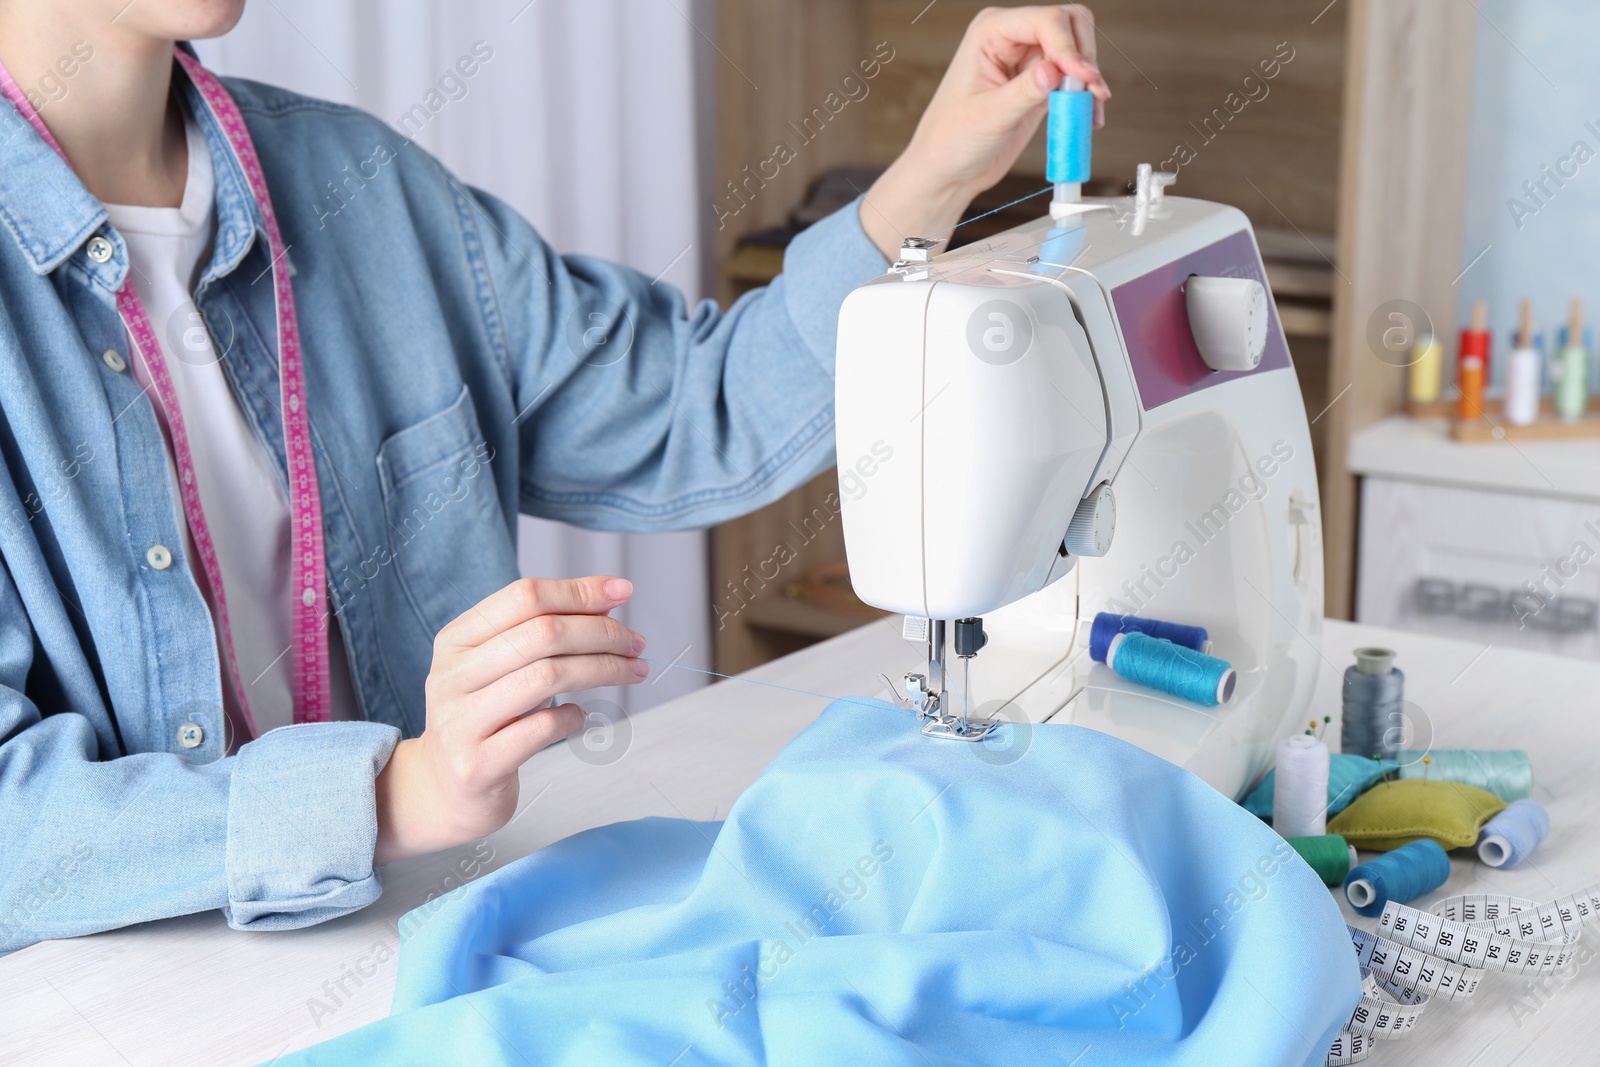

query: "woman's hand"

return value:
[861, 4, 1109, 261]
[373, 575, 648, 865]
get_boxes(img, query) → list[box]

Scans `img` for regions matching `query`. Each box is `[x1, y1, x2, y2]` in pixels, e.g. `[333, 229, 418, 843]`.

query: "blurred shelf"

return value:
[1349, 415, 1600, 502]
[1264, 260, 1335, 302]
[744, 593, 884, 640]
[1277, 300, 1333, 339]
[725, 242, 784, 286]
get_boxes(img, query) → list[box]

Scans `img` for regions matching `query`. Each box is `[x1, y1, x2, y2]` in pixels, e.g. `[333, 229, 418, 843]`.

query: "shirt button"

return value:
[147, 544, 173, 570]
[177, 722, 205, 748]
[102, 348, 127, 373]
[86, 236, 114, 263]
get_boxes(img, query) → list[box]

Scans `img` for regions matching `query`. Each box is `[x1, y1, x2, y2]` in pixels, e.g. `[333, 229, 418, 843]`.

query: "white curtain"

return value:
[198, 0, 713, 711]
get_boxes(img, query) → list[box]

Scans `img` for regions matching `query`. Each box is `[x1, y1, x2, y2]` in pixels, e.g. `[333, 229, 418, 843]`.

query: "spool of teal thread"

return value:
[1046, 79, 1093, 186]
[1343, 839, 1451, 918]
[1397, 749, 1532, 802]
[1106, 632, 1236, 706]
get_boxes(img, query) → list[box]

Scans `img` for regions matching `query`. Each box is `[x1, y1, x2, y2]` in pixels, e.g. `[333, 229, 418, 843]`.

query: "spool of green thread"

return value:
[1286, 834, 1357, 886]
[1555, 300, 1589, 421]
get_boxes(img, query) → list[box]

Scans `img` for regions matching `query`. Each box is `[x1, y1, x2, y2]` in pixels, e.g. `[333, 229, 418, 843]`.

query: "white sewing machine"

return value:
[835, 167, 1322, 800]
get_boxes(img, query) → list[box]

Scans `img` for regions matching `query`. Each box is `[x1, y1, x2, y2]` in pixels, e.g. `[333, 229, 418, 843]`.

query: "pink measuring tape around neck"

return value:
[0, 47, 330, 732]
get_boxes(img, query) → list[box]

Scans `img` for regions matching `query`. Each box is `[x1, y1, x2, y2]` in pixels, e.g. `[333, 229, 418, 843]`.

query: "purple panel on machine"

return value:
[1109, 229, 1290, 411]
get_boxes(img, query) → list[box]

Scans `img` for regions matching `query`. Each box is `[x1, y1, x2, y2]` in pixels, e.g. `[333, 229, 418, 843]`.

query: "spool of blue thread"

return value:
[1107, 632, 1236, 706]
[1046, 77, 1094, 190]
[1340, 648, 1405, 760]
[1476, 799, 1550, 869]
[1343, 839, 1451, 918]
[1088, 611, 1211, 664]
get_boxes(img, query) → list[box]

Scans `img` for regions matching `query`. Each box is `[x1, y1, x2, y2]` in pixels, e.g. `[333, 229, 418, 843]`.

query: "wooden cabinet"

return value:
[1351, 415, 1600, 660]
[1357, 476, 1600, 658]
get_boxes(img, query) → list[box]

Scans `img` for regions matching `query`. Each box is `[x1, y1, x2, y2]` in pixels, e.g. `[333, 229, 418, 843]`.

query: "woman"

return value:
[0, 0, 1107, 952]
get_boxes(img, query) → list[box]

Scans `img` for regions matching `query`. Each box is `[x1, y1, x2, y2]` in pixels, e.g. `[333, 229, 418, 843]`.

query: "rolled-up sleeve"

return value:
[0, 557, 399, 955]
[223, 721, 398, 930]
[459, 182, 888, 533]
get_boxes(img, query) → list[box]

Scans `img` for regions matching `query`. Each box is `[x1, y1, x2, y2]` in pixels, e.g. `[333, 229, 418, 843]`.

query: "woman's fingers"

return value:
[436, 575, 633, 649]
[479, 703, 588, 781]
[991, 54, 1066, 125]
[468, 652, 648, 735]
[978, 5, 1108, 99]
[395, 573, 652, 863]
[1062, 4, 1099, 70]
[448, 612, 645, 693]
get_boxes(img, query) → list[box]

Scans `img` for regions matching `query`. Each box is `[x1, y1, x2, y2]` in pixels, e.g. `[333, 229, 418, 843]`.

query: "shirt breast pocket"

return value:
[375, 385, 516, 636]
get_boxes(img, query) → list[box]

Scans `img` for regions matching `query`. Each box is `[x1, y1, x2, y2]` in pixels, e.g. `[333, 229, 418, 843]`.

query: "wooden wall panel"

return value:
[711, 0, 869, 292]
[1324, 0, 1477, 618]
[866, 0, 1348, 234]
[711, 0, 869, 671]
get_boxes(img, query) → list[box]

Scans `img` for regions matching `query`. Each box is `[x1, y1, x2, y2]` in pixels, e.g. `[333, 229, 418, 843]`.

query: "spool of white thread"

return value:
[1272, 734, 1330, 838]
[1506, 345, 1542, 426]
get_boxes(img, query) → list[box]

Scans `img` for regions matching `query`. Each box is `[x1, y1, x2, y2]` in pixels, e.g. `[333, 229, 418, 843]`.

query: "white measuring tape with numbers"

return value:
[1325, 884, 1600, 1064]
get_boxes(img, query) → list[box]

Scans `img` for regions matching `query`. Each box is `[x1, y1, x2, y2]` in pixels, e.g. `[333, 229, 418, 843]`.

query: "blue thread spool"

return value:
[1343, 839, 1450, 917]
[1340, 648, 1405, 759]
[1397, 749, 1532, 802]
[1106, 632, 1236, 706]
[1476, 799, 1550, 869]
[1089, 611, 1210, 664]
[1046, 76, 1093, 204]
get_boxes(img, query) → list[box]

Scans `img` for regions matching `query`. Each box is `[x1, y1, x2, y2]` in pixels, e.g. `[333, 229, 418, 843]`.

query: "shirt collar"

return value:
[0, 91, 108, 276]
[0, 48, 260, 284]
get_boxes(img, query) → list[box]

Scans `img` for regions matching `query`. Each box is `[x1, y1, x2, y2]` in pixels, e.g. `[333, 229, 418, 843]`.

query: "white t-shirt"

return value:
[103, 110, 358, 743]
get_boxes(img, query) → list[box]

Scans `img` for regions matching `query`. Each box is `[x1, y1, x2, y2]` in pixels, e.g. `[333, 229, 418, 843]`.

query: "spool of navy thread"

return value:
[1343, 839, 1450, 917]
[1477, 799, 1551, 869]
[1046, 81, 1094, 185]
[1340, 647, 1406, 760]
[1089, 612, 1210, 663]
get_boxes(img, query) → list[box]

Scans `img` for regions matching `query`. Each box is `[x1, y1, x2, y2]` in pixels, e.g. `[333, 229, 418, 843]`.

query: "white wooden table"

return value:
[1, 617, 1594, 1066]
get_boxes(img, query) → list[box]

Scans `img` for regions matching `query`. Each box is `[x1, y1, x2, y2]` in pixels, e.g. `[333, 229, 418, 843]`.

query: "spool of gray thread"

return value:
[1340, 647, 1406, 760]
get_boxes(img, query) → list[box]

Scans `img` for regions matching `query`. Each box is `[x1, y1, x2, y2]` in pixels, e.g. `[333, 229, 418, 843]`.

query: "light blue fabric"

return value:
[1241, 754, 1398, 820]
[285, 701, 1361, 1067]
[0, 54, 887, 952]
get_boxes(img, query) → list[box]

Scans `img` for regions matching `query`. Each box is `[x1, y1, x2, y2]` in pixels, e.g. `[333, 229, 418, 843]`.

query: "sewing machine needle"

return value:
[960, 656, 970, 734]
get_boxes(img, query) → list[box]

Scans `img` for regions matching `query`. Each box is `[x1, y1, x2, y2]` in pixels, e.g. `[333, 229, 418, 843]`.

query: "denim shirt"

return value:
[0, 66, 885, 953]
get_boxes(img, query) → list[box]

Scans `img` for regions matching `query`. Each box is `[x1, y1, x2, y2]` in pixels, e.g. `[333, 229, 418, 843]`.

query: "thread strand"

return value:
[637, 656, 887, 711]
[919, 185, 1053, 243]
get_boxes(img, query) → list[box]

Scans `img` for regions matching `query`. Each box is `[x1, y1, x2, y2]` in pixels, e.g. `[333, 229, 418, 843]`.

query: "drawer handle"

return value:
[1412, 577, 1598, 633]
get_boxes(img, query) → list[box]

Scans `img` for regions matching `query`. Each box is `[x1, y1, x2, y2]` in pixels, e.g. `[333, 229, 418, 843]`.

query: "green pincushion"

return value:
[1326, 779, 1506, 851]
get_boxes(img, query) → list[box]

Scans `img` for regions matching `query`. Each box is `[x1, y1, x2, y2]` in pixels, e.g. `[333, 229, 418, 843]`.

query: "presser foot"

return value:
[919, 715, 1000, 742]
[880, 671, 1000, 742]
